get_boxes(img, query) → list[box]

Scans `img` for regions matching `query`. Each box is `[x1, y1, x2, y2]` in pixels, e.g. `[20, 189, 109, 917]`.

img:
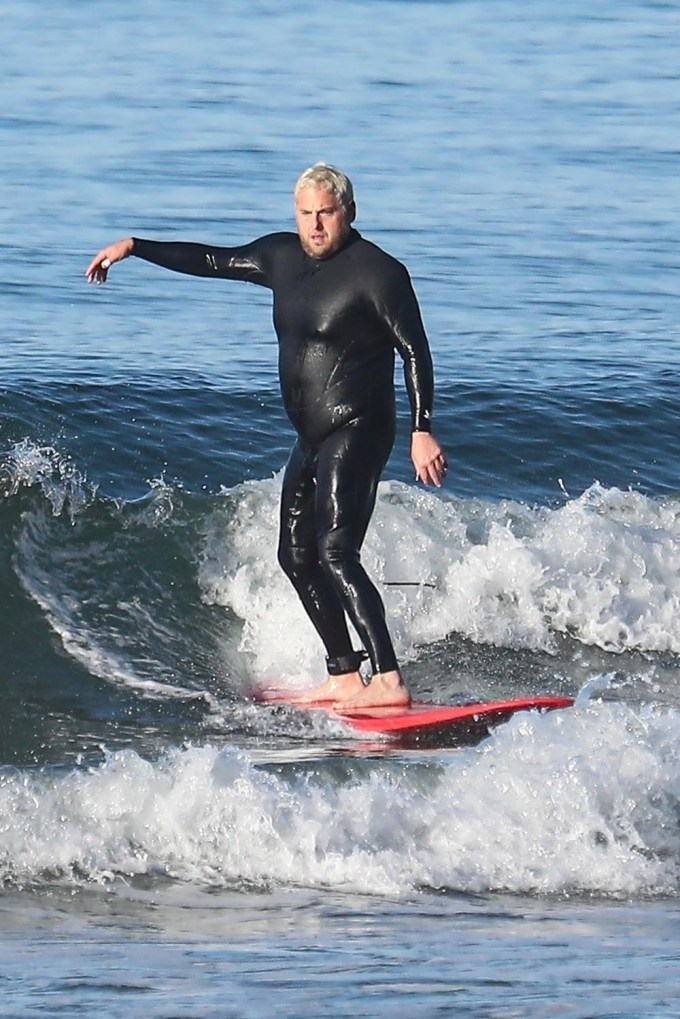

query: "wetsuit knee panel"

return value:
[316, 527, 360, 568]
[277, 540, 317, 579]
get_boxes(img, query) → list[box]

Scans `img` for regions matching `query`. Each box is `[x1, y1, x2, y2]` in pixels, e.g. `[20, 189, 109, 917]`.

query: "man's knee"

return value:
[317, 528, 359, 578]
[277, 539, 315, 582]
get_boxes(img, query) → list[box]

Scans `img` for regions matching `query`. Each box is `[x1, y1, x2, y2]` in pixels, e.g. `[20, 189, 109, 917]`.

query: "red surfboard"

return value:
[255, 691, 574, 745]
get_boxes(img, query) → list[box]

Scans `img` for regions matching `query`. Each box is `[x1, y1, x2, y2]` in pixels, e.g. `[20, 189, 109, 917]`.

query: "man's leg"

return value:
[277, 440, 365, 701]
[315, 421, 410, 708]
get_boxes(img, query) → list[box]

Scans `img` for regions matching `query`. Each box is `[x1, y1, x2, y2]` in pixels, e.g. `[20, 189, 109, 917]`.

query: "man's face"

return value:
[295, 186, 354, 259]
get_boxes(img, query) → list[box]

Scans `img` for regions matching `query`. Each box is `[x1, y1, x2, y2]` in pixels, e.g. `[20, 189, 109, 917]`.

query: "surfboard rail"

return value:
[254, 690, 574, 742]
[330, 695, 574, 734]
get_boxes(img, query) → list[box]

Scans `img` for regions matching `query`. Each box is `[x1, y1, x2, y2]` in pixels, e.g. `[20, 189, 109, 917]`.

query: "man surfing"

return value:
[86, 163, 446, 708]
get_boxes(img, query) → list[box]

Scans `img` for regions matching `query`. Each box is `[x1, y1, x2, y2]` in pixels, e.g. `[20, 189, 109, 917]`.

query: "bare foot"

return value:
[333, 670, 411, 710]
[289, 671, 366, 705]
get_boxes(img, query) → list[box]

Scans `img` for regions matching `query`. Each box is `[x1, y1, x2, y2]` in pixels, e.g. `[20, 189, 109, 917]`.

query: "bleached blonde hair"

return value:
[294, 163, 355, 208]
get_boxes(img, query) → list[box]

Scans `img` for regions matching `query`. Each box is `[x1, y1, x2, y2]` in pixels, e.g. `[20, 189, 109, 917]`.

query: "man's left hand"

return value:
[411, 432, 447, 487]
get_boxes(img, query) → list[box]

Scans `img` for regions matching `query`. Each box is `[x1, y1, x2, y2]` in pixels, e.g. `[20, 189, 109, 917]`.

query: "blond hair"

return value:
[294, 163, 354, 208]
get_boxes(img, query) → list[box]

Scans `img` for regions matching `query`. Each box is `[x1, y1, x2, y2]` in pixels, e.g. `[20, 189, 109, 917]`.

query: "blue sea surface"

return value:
[2, 1, 680, 1016]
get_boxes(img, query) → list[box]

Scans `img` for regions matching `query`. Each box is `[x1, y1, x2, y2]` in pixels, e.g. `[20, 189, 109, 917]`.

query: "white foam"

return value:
[1, 698, 677, 897]
[199, 478, 680, 681]
[198, 475, 318, 685]
[10, 440, 680, 696]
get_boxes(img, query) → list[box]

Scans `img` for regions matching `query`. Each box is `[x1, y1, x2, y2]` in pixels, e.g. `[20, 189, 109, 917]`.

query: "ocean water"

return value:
[2, 0, 680, 1015]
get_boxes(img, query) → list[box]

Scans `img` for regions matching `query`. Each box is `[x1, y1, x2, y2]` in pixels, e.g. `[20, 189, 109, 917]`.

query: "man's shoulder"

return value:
[348, 231, 407, 272]
[246, 232, 302, 275]
[255, 231, 300, 251]
[348, 230, 411, 295]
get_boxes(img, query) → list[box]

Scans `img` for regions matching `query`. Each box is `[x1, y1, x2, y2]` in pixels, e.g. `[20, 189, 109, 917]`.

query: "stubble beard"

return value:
[301, 219, 351, 260]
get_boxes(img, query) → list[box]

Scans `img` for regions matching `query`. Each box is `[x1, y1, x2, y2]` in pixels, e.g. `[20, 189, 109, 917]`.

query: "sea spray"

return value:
[200, 478, 680, 684]
[1, 699, 677, 898]
[6, 438, 680, 703]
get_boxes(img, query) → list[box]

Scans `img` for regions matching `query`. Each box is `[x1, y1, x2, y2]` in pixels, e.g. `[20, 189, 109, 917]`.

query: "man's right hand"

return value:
[85, 238, 135, 284]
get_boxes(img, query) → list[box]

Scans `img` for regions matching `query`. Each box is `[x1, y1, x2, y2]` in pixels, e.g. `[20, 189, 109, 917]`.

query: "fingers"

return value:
[85, 239, 133, 284]
[411, 432, 447, 487]
[431, 454, 447, 486]
[85, 251, 113, 284]
[417, 454, 447, 487]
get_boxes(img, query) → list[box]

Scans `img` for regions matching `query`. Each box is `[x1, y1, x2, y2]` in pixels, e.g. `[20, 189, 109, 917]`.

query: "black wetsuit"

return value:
[132, 229, 434, 674]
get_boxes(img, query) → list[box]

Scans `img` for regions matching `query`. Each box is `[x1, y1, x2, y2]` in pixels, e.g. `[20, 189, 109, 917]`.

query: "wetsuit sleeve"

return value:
[130, 235, 283, 288]
[381, 265, 434, 433]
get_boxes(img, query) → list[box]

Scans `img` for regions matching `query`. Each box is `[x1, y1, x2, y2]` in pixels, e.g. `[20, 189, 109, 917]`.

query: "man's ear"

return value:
[347, 201, 357, 224]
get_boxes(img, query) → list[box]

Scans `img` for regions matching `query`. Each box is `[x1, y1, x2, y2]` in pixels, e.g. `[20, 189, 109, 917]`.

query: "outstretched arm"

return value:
[87, 235, 277, 286]
[86, 237, 135, 284]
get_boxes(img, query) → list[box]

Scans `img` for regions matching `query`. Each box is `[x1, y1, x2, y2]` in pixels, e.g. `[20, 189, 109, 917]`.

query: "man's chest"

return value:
[271, 262, 375, 342]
